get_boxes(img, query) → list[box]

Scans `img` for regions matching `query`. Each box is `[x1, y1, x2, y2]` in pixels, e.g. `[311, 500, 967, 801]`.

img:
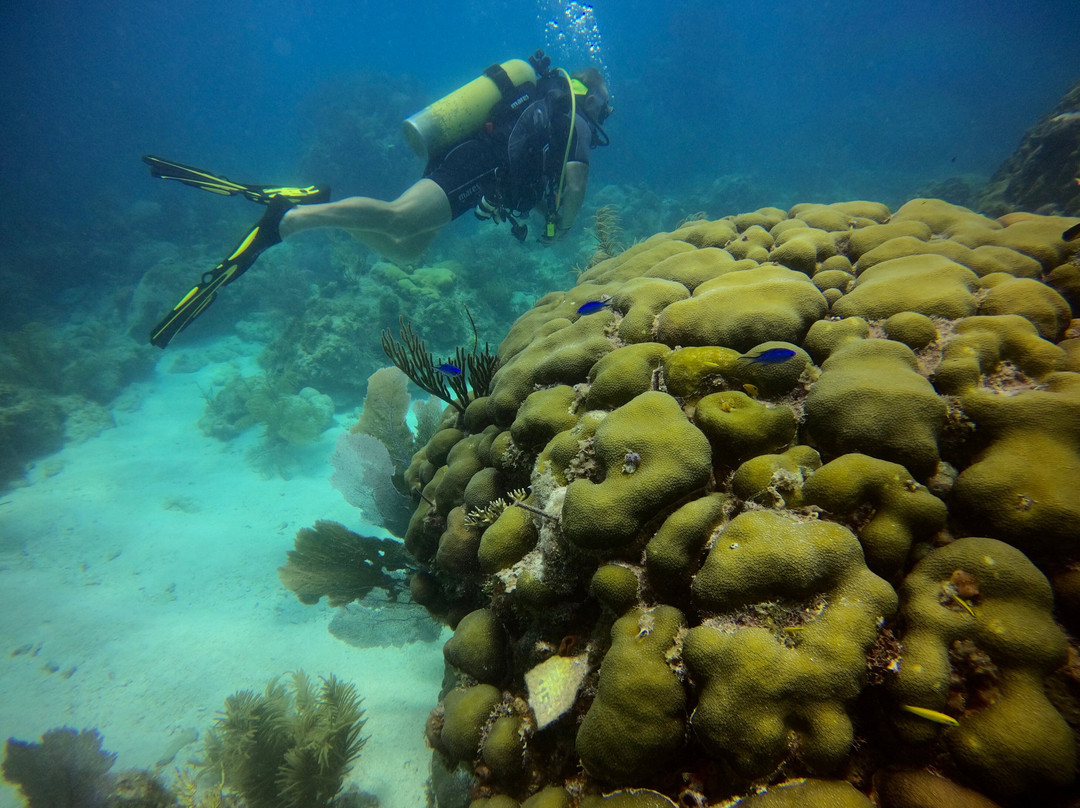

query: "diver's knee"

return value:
[391, 180, 451, 231]
[387, 203, 440, 236]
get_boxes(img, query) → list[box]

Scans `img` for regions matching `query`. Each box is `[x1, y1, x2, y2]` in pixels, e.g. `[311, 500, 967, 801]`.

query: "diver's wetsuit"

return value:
[424, 110, 593, 220]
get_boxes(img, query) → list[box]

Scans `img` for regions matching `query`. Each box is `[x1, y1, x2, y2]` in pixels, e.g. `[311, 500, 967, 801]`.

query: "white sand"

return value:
[0, 348, 447, 808]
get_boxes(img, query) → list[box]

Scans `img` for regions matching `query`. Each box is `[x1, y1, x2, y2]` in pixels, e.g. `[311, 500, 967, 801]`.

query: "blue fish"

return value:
[577, 297, 612, 315]
[436, 363, 462, 376]
[738, 347, 797, 364]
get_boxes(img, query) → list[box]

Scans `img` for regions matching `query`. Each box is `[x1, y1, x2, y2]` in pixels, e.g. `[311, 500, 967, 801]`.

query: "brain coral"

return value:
[358, 199, 1080, 807]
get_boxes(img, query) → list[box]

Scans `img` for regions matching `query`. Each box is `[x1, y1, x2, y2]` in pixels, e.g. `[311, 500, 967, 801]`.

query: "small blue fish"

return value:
[436, 363, 462, 376]
[738, 347, 797, 364]
[577, 297, 612, 315]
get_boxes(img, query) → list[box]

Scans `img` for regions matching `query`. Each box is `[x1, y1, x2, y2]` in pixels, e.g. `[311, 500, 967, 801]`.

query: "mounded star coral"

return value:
[382, 198, 1080, 806]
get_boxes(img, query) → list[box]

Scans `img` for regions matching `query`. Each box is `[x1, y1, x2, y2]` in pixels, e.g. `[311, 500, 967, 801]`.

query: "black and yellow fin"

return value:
[149, 196, 293, 348]
[142, 154, 329, 205]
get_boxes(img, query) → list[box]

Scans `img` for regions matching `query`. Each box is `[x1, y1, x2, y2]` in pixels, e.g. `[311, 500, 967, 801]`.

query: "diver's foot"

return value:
[254, 194, 295, 249]
[221, 194, 295, 275]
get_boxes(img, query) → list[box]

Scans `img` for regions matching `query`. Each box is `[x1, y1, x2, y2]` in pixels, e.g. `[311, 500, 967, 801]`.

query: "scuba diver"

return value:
[144, 51, 612, 348]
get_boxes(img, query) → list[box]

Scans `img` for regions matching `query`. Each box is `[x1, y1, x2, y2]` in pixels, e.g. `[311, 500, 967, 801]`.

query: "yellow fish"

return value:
[901, 704, 959, 726]
[742, 383, 759, 397]
[950, 591, 977, 618]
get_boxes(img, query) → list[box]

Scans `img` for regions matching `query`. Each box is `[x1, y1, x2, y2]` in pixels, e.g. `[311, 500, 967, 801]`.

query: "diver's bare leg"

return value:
[279, 179, 451, 259]
[344, 227, 442, 264]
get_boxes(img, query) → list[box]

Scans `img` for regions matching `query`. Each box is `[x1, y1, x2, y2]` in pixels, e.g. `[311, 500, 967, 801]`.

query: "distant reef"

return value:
[979, 78, 1080, 217]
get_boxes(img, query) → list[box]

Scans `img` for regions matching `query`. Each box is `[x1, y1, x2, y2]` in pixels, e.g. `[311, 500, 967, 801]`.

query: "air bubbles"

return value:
[537, 1, 609, 82]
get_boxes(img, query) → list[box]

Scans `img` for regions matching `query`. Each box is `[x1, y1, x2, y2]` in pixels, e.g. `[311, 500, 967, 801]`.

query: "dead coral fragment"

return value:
[525, 653, 590, 729]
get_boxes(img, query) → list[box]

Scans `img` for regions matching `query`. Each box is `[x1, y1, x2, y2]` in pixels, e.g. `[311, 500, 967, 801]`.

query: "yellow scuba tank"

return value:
[402, 59, 537, 161]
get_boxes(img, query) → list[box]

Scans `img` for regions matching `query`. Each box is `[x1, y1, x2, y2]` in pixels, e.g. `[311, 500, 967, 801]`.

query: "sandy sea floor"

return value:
[0, 346, 447, 808]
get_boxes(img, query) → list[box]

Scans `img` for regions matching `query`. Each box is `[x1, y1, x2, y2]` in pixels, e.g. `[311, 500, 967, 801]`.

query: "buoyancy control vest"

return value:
[495, 72, 583, 216]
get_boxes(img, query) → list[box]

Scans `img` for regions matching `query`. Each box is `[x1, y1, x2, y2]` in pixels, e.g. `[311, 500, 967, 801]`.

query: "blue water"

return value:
[3, 0, 1077, 221]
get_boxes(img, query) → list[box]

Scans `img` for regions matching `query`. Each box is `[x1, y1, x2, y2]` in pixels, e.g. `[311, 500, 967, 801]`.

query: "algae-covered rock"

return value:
[694, 391, 797, 468]
[730, 445, 822, 508]
[660, 345, 742, 400]
[735, 778, 875, 808]
[586, 343, 671, 410]
[688, 510, 896, 777]
[804, 340, 946, 479]
[656, 264, 828, 351]
[0, 382, 64, 485]
[510, 385, 580, 449]
[443, 608, 506, 684]
[949, 372, 1080, 557]
[576, 606, 687, 783]
[591, 564, 640, 613]
[933, 314, 1065, 395]
[888, 537, 1075, 798]
[488, 314, 613, 424]
[478, 504, 539, 573]
[802, 453, 947, 577]
[832, 254, 980, 321]
[441, 684, 503, 762]
[645, 493, 732, 601]
[976, 79, 1080, 217]
[562, 392, 712, 550]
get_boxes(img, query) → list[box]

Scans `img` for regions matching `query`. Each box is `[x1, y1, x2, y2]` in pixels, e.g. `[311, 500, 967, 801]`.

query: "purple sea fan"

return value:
[330, 431, 396, 521]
